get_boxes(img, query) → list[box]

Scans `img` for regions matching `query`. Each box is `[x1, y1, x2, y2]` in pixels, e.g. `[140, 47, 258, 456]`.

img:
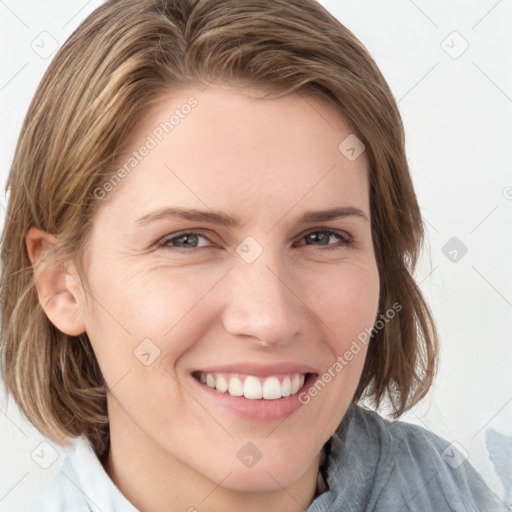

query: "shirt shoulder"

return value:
[25, 436, 138, 512]
[25, 455, 92, 511]
[356, 406, 508, 512]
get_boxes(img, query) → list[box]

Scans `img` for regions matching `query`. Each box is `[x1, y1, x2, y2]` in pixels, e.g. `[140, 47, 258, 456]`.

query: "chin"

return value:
[220, 463, 311, 493]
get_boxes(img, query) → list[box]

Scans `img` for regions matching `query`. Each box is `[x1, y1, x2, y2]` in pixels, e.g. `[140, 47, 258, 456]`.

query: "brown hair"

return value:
[0, 0, 437, 452]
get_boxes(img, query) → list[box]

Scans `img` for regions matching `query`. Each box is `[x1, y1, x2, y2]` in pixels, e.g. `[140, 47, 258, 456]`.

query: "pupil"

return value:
[307, 232, 329, 245]
[179, 234, 197, 247]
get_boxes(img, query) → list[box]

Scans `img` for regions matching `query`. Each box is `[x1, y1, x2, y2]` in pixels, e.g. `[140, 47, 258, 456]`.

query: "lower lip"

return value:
[191, 373, 318, 422]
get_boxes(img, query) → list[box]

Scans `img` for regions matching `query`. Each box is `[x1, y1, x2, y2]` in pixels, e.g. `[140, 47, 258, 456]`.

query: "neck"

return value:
[104, 418, 321, 512]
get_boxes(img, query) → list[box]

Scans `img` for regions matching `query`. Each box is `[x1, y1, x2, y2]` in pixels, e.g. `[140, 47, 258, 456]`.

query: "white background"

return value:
[1, 1, 511, 510]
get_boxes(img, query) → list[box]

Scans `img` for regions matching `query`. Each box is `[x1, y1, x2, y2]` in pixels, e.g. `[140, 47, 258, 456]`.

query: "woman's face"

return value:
[76, 85, 379, 493]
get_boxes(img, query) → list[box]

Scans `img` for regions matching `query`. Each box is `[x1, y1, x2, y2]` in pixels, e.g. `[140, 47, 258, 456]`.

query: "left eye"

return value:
[298, 230, 352, 249]
[156, 229, 352, 251]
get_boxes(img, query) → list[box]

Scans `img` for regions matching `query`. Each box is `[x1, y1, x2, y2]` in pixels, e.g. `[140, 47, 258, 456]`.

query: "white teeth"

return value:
[243, 376, 263, 399]
[228, 377, 244, 397]
[281, 376, 291, 397]
[291, 374, 304, 394]
[262, 377, 281, 400]
[216, 375, 228, 393]
[200, 372, 307, 400]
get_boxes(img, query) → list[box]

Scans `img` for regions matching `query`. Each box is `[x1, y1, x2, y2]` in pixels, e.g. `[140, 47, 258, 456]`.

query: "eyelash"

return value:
[154, 229, 353, 252]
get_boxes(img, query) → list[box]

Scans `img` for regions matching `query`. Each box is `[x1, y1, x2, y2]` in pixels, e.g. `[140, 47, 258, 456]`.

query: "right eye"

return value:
[155, 231, 214, 251]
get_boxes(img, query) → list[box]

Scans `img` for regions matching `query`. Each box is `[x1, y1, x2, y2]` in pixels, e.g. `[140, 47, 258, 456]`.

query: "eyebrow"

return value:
[134, 206, 369, 227]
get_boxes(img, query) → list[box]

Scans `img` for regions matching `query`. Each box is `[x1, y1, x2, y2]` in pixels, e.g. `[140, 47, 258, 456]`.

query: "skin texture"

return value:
[26, 85, 380, 512]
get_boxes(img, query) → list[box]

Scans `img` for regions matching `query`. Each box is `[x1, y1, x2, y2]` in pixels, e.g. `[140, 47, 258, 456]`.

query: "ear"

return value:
[25, 226, 87, 336]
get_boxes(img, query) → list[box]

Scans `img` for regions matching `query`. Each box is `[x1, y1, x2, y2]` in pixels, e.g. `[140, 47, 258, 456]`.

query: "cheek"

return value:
[314, 261, 380, 345]
[304, 261, 379, 420]
[81, 264, 224, 380]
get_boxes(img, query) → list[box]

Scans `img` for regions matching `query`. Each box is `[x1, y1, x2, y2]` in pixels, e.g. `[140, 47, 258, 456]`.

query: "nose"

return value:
[220, 250, 302, 347]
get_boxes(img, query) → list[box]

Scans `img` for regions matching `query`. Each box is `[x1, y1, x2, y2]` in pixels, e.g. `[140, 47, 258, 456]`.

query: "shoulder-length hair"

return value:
[1, 0, 437, 452]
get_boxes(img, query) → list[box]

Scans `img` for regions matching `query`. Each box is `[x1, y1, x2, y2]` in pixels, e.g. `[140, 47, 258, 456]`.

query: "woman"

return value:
[0, 0, 506, 510]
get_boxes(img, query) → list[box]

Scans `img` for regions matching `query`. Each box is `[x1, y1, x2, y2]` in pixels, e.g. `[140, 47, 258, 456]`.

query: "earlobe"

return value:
[25, 226, 87, 336]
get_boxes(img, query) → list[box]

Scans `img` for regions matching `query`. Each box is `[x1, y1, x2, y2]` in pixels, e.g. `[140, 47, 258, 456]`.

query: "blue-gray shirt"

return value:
[27, 404, 508, 511]
[310, 404, 507, 511]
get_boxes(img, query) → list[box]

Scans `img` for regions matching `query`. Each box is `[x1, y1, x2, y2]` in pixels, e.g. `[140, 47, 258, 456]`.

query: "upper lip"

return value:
[192, 362, 318, 377]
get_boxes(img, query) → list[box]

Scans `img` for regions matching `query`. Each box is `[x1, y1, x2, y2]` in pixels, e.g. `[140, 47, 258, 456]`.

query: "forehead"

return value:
[96, 85, 369, 227]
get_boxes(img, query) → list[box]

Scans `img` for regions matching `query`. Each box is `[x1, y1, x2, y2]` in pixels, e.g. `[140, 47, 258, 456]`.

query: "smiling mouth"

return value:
[192, 371, 312, 400]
